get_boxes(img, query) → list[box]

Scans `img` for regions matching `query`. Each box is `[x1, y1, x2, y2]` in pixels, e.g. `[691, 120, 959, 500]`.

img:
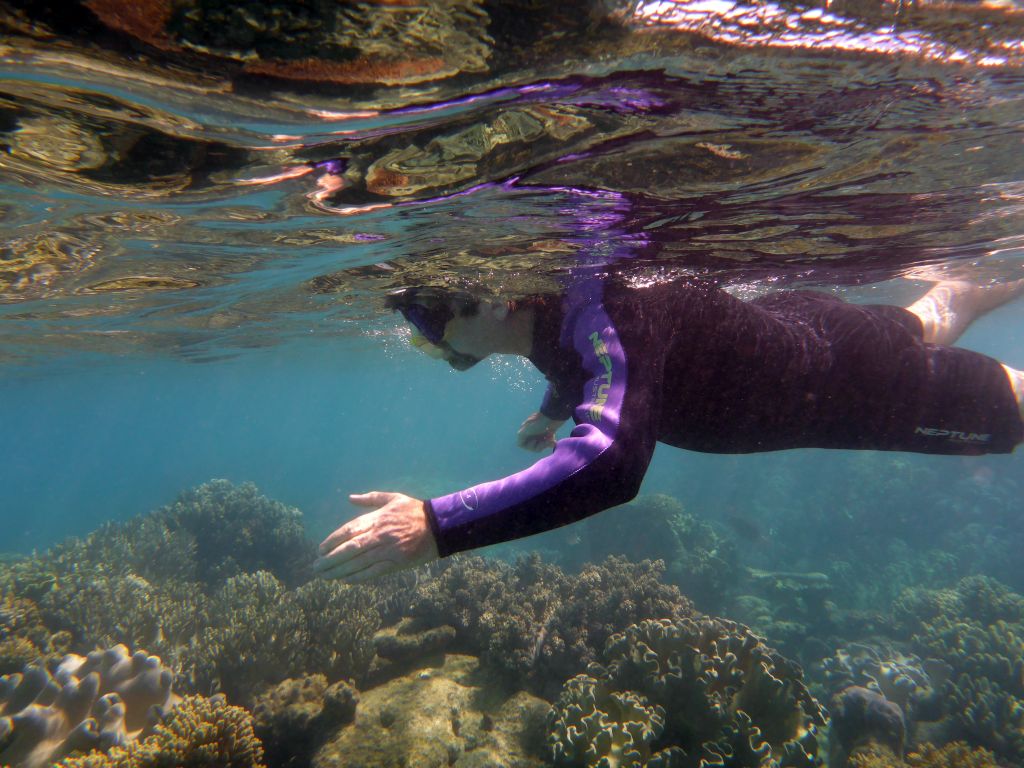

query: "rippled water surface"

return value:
[2, 0, 1024, 363]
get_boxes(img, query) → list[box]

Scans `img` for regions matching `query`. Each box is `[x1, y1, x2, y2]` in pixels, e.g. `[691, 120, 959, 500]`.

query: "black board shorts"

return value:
[748, 291, 1024, 455]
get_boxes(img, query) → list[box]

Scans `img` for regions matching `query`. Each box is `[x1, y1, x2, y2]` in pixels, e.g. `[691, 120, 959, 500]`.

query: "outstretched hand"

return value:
[313, 492, 439, 583]
[516, 412, 565, 452]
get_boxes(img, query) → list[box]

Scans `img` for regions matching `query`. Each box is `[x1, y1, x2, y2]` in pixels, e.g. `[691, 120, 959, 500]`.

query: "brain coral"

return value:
[407, 554, 694, 698]
[0, 645, 177, 768]
[550, 617, 826, 768]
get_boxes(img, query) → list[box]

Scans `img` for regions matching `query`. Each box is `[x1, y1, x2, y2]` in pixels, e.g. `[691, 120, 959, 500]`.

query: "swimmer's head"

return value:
[385, 287, 484, 370]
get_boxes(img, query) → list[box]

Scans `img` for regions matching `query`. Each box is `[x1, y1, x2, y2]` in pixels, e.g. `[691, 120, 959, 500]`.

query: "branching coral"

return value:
[848, 741, 1000, 768]
[0, 592, 70, 676]
[890, 575, 1024, 764]
[179, 571, 410, 703]
[156, 480, 312, 588]
[53, 694, 264, 768]
[550, 617, 826, 767]
[0, 480, 312, 610]
[406, 554, 695, 698]
[0, 645, 177, 768]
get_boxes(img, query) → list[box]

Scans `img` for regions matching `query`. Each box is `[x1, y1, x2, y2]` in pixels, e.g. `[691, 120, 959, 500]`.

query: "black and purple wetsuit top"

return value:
[424, 275, 1023, 556]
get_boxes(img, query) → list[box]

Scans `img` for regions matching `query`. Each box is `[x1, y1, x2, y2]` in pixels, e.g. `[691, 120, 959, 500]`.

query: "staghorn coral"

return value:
[179, 571, 409, 703]
[550, 617, 825, 768]
[0, 645, 177, 768]
[38, 574, 209, 674]
[406, 554, 695, 698]
[154, 479, 312, 588]
[0, 591, 70, 676]
[54, 693, 264, 768]
[252, 675, 357, 768]
[849, 740, 1000, 768]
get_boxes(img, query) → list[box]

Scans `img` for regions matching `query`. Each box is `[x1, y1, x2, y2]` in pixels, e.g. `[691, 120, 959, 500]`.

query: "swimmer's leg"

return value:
[1004, 364, 1024, 422]
[906, 279, 1024, 346]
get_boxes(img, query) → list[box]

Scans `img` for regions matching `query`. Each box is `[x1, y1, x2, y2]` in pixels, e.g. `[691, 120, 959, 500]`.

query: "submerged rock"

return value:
[313, 654, 548, 768]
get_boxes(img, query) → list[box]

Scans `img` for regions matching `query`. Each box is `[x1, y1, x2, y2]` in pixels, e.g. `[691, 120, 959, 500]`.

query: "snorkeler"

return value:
[312, 275, 1024, 582]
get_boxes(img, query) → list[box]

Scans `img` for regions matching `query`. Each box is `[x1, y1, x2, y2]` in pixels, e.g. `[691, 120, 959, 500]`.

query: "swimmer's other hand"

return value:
[314, 492, 438, 583]
[516, 411, 565, 452]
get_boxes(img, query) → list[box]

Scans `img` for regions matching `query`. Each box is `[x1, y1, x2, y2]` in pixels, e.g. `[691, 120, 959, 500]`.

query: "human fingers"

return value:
[314, 528, 381, 573]
[349, 491, 399, 508]
[318, 512, 376, 555]
[314, 537, 387, 581]
[341, 559, 401, 583]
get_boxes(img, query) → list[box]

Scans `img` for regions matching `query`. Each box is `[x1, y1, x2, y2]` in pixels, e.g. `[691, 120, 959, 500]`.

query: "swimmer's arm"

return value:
[427, 305, 662, 556]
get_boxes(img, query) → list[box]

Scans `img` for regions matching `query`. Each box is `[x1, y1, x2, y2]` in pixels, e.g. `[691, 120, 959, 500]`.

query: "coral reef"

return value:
[252, 675, 357, 768]
[406, 554, 695, 698]
[0, 480, 311, 605]
[0, 645, 177, 768]
[820, 644, 948, 728]
[313, 654, 549, 768]
[889, 575, 1024, 764]
[580, 494, 739, 612]
[848, 741, 1000, 768]
[0, 591, 70, 676]
[828, 686, 905, 768]
[728, 568, 837, 666]
[0, 482, 412, 704]
[549, 675, 683, 767]
[154, 480, 312, 588]
[550, 617, 826, 767]
[53, 694, 265, 768]
[179, 571, 410, 703]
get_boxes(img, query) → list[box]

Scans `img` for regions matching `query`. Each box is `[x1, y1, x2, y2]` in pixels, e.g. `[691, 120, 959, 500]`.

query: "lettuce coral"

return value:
[550, 617, 826, 767]
[550, 674, 683, 768]
[407, 554, 695, 698]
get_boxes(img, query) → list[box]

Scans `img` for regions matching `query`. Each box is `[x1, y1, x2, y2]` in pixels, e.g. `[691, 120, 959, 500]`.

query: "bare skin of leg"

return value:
[906, 279, 1024, 420]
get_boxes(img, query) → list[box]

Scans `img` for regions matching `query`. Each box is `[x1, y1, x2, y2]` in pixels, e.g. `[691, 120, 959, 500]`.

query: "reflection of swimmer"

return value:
[313, 276, 1024, 582]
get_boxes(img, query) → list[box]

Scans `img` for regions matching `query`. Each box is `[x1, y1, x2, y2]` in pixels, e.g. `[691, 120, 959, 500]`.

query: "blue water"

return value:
[0, 0, 1022, 577]
[3, 297, 1020, 558]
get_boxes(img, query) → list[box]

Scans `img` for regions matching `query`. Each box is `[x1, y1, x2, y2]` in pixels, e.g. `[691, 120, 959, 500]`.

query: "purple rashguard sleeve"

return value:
[425, 281, 662, 557]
